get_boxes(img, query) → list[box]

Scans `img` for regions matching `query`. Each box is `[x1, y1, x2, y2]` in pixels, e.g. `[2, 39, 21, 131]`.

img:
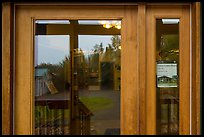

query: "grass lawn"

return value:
[79, 96, 114, 112]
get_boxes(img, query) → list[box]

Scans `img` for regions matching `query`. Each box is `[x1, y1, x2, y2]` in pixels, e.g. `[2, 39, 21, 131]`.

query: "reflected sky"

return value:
[35, 35, 113, 66]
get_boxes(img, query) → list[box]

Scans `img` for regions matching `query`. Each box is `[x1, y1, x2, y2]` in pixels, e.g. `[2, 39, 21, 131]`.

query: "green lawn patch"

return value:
[79, 96, 114, 112]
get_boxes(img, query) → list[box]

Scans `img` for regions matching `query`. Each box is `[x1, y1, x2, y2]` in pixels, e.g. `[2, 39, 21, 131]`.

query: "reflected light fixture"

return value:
[99, 20, 121, 29]
[115, 24, 121, 29]
[103, 23, 112, 29]
[162, 19, 179, 24]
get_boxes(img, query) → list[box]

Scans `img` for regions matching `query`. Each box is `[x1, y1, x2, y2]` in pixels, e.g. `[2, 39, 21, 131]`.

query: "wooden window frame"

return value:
[146, 5, 191, 135]
[191, 2, 201, 135]
[2, 2, 14, 135]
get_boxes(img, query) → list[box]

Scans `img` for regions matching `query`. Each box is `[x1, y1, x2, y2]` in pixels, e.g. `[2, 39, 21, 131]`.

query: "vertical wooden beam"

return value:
[191, 2, 201, 135]
[2, 2, 13, 135]
[121, 5, 138, 134]
[138, 3, 146, 135]
[179, 5, 190, 135]
[70, 20, 81, 135]
[15, 6, 33, 134]
[146, 6, 156, 134]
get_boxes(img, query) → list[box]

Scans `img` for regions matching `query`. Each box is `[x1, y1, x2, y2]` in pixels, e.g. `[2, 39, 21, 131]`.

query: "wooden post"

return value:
[2, 2, 14, 135]
[138, 3, 146, 134]
[191, 2, 201, 135]
[70, 20, 81, 135]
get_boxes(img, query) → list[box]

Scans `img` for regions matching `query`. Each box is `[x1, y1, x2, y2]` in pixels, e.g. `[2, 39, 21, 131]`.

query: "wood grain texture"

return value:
[191, 2, 201, 135]
[2, 2, 13, 135]
[179, 5, 190, 135]
[146, 8, 156, 134]
[121, 6, 138, 135]
[138, 3, 146, 135]
[15, 5, 125, 19]
[15, 7, 33, 135]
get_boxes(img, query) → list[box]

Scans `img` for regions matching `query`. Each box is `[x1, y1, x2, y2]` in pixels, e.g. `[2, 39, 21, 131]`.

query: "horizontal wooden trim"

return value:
[35, 100, 70, 109]
[14, 2, 139, 6]
[36, 24, 120, 35]
[13, 2, 191, 6]
[146, 3, 191, 6]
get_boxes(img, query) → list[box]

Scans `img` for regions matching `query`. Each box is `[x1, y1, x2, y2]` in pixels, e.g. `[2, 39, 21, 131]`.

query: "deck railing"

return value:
[35, 99, 93, 135]
[77, 100, 94, 135]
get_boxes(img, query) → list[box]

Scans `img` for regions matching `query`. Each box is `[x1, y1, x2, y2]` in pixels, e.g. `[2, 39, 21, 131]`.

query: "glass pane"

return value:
[77, 34, 121, 135]
[34, 19, 121, 135]
[156, 19, 179, 135]
[34, 20, 71, 135]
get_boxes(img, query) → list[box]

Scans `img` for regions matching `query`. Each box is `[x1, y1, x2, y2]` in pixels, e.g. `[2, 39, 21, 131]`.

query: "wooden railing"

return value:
[35, 99, 93, 135]
[77, 100, 94, 135]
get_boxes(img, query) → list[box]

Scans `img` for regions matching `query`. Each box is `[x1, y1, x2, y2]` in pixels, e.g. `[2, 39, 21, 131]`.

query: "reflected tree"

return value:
[36, 56, 71, 92]
[158, 34, 179, 62]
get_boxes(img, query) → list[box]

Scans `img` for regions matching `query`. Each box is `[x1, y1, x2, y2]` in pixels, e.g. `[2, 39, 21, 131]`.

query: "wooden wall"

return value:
[2, 2, 201, 135]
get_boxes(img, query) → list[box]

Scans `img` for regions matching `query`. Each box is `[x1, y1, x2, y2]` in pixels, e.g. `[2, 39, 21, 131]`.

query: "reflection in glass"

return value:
[35, 20, 70, 24]
[34, 35, 71, 135]
[77, 35, 121, 135]
[34, 20, 121, 135]
[156, 19, 179, 135]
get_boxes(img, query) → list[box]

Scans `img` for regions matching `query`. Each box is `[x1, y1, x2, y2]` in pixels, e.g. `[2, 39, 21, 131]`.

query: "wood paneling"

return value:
[2, 2, 13, 135]
[191, 2, 201, 135]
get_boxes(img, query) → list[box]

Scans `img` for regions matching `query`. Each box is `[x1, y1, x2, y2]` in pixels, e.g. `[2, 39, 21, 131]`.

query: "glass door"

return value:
[72, 20, 121, 135]
[34, 19, 121, 135]
[146, 5, 190, 135]
[14, 5, 138, 134]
